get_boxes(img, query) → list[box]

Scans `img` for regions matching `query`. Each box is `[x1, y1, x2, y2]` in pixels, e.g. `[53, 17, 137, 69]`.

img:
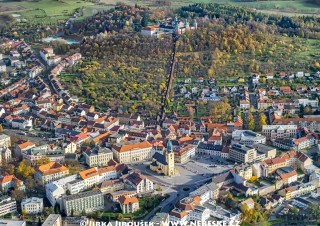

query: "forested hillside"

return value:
[175, 16, 320, 82]
[62, 34, 173, 114]
[60, 3, 320, 114]
[179, 3, 320, 39]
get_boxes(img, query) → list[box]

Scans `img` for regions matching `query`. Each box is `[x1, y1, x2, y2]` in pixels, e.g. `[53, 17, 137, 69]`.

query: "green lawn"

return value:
[0, 0, 94, 24]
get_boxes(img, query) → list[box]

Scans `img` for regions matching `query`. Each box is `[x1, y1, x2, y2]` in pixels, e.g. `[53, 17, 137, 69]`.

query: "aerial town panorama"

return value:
[0, 0, 320, 225]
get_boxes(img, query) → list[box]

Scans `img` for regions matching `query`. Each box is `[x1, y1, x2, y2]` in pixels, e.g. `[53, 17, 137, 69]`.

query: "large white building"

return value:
[0, 196, 17, 216]
[21, 197, 43, 214]
[84, 147, 113, 167]
[61, 190, 104, 216]
[232, 130, 266, 145]
[112, 140, 153, 163]
[296, 99, 319, 108]
[46, 163, 129, 206]
[262, 125, 297, 140]
[45, 175, 79, 206]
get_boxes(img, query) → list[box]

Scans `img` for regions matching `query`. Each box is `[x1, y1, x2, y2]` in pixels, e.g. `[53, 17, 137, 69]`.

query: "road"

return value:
[3, 128, 50, 145]
[130, 161, 225, 221]
[249, 93, 258, 109]
[159, 37, 177, 124]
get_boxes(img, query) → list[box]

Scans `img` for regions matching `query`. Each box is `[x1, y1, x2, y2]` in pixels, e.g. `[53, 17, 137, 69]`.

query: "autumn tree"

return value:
[210, 98, 232, 122]
[256, 112, 267, 131]
[1, 162, 15, 175]
[247, 111, 255, 131]
[16, 160, 35, 179]
[36, 157, 51, 166]
[11, 189, 25, 202]
[304, 105, 312, 115]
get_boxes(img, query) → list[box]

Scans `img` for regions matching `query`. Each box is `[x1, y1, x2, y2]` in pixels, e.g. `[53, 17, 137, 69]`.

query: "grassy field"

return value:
[0, 0, 95, 24]
[0, 0, 319, 25]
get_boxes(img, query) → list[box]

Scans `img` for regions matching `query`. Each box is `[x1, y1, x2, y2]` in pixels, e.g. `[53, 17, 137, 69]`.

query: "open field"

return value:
[0, 0, 95, 24]
[0, 0, 319, 25]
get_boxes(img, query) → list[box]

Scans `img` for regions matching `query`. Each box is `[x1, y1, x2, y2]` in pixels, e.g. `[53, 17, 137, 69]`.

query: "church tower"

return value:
[166, 140, 175, 176]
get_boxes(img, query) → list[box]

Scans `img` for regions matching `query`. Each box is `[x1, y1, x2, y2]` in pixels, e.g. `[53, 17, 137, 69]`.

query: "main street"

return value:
[129, 161, 229, 221]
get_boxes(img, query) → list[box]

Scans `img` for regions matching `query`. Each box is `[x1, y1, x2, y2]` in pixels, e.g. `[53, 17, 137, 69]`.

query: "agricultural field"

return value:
[0, 0, 319, 26]
[0, 0, 95, 24]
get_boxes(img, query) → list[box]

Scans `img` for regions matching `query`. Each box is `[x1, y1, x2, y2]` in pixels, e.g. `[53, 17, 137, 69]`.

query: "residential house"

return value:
[0, 175, 25, 192]
[118, 195, 139, 214]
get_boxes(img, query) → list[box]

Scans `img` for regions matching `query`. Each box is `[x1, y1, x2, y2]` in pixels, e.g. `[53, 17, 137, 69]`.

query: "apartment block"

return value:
[0, 196, 17, 216]
[61, 190, 104, 216]
[229, 144, 257, 163]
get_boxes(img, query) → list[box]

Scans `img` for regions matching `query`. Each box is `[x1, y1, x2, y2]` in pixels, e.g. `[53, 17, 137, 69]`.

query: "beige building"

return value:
[1, 148, 12, 163]
[42, 214, 62, 226]
[63, 142, 77, 154]
[229, 144, 256, 163]
[260, 157, 287, 177]
[112, 140, 153, 163]
[35, 162, 69, 184]
[84, 147, 113, 167]
[278, 181, 316, 200]
[234, 164, 252, 180]
[252, 143, 276, 159]
[118, 195, 140, 213]
[262, 125, 297, 140]
[0, 134, 11, 148]
[100, 179, 125, 194]
[281, 150, 313, 171]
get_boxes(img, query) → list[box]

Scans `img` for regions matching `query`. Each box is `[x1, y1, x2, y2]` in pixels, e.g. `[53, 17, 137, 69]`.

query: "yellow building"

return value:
[150, 140, 175, 176]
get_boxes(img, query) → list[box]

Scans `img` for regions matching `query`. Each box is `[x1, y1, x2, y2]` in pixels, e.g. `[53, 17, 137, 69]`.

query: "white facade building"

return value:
[232, 130, 266, 145]
[262, 125, 297, 140]
[21, 197, 43, 214]
[61, 190, 104, 216]
[0, 196, 17, 216]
